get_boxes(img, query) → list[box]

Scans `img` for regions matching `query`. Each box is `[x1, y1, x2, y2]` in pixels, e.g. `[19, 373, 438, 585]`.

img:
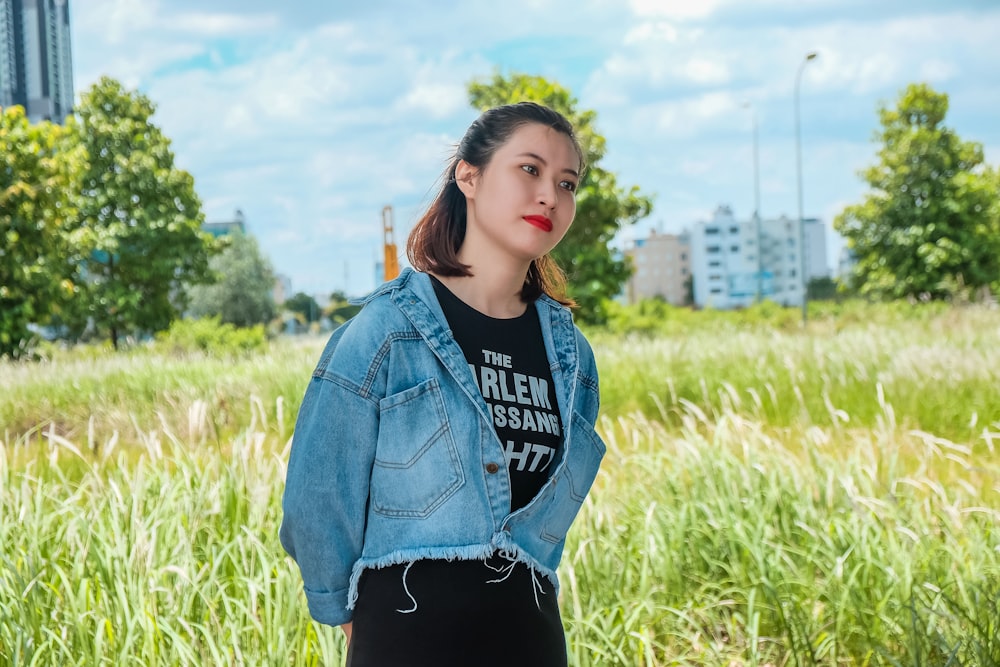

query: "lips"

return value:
[523, 215, 553, 232]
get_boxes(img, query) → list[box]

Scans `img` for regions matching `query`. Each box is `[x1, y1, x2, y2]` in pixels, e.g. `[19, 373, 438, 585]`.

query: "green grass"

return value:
[2, 303, 999, 665]
[564, 410, 1000, 665]
[1, 430, 339, 666]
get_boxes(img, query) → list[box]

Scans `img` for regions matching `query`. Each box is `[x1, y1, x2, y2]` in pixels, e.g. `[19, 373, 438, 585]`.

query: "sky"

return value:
[70, 0, 1000, 298]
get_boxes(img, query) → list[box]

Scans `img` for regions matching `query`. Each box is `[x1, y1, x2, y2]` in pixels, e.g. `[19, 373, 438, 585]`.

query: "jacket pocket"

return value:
[371, 378, 465, 518]
[540, 411, 606, 543]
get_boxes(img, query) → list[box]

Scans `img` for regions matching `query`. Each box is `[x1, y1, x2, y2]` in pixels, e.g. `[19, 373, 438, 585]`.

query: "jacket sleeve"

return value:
[279, 342, 380, 627]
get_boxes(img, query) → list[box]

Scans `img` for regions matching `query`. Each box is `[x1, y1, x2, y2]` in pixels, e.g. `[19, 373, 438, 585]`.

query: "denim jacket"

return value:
[279, 268, 606, 627]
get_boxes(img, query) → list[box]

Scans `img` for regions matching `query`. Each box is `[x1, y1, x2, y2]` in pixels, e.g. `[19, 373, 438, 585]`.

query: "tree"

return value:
[834, 83, 1000, 300]
[325, 290, 362, 325]
[806, 276, 840, 301]
[285, 292, 321, 324]
[0, 106, 81, 358]
[186, 231, 277, 327]
[66, 77, 216, 348]
[468, 73, 653, 323]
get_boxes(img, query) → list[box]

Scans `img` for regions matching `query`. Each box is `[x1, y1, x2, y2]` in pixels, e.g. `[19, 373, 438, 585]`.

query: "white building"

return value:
[802, 216, 828, 282]
[691, 205, 828, 309]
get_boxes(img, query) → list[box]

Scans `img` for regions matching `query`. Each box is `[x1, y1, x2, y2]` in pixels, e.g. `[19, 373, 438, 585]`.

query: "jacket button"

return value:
[485, 462, 500, 474]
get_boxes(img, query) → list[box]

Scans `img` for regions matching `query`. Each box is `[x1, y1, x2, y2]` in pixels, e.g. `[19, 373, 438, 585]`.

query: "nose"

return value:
[537, 179, 557, 210]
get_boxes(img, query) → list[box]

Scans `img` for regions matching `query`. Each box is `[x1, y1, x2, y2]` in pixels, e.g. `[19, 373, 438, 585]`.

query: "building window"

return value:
[681, 253, 687, 260]
[729, 226, 739, 235]
[706, 227, 720, 235]
[709, 260, 722, 268]
[730, 245, 740, 253]
[681, 268, 688, 275]
[710, 288, 723, 294]
[709, 274, 722, 281]
[707, 246, 720, 253]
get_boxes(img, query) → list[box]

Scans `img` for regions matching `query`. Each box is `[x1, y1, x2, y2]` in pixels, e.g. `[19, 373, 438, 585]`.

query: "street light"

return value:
[743, 101, 762, 303]
[794, 51, 818, 323]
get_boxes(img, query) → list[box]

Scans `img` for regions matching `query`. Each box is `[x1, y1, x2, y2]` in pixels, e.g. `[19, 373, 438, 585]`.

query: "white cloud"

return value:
[920, 59, 958, 83]
[398, 83, 468, 119]
[164, 12, 280, 36]
[624, 21, 680, 45]
[76, 0, 158, 44]
[628, 0, 721, 21]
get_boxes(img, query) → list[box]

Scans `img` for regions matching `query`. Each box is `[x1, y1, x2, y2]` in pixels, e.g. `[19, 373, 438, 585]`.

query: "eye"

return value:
[560, 180, 578, 193]
[520, 164, 539, 176]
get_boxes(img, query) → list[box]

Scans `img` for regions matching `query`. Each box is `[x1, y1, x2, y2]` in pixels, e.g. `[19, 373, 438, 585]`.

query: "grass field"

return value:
[2, 303, 999, 665]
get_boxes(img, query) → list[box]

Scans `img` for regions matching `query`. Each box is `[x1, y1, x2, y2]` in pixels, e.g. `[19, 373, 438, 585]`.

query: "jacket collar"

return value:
[374, 267, 580, 424]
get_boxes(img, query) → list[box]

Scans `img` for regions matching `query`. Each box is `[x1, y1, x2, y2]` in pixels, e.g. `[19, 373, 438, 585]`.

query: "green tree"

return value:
[0, 106, 81, 358]
[325, 290, 361, 325]
[284, 292, 321, 324]
[66, 77, 216, 348]
[806, 276, 840, 301]
[834, 83, 1000, 300]
[186, 231, 277, 327]
[468, 72, 653, 323]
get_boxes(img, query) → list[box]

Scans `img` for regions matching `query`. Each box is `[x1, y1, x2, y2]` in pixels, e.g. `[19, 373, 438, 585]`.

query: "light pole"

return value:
[794, 51, 817, 323]
[743, 101, 762, 303]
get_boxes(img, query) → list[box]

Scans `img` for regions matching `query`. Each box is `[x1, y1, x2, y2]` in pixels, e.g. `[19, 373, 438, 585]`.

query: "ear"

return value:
[454, 159, 479, 198]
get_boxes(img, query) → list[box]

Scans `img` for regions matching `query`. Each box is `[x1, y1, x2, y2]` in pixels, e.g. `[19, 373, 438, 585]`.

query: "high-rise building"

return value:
[0, 0, 74, 124]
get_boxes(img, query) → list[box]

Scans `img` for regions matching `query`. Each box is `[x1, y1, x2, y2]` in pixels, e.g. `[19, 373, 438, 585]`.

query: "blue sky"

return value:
[70, 0, 1000, 298]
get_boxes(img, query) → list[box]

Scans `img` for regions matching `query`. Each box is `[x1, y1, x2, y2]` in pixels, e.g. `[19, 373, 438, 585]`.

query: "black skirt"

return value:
[346, 555, 567, 667]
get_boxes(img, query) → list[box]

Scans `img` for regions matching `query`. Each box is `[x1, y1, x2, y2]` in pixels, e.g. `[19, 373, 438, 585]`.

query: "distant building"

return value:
[272, 273, 291, 306]
[624, 230, 691, 305]
[690, 205, 828, 309]
[202, 209, 247, 238]
[801, 215, 828, 282]
[0, 0, 74, 124]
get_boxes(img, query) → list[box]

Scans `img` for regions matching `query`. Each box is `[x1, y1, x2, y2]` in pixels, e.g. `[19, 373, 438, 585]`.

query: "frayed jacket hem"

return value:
[346, 536, 559, 610]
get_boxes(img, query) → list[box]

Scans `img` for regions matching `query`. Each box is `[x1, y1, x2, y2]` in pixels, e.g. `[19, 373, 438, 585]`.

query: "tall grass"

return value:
[1, 416, 342, 666]
[0, 339, 312, 450]
[593, 305, 1000, 442]
[2, 303, 999, 665]
[564, 409, 1000, 665]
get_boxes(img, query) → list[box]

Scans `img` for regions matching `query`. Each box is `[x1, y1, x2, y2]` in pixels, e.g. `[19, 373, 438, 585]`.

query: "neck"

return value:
[433, 256, 529, 319]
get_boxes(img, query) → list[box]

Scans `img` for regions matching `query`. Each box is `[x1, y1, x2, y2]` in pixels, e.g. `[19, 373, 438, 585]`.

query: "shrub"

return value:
[155, 317, 267, 356]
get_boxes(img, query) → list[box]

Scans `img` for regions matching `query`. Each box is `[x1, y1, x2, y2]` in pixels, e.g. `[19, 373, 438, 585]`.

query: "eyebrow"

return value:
[517, 152, 580, 179]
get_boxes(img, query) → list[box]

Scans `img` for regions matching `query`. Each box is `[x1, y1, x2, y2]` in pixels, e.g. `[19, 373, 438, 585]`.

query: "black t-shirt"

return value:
[431, 275, 562, 512]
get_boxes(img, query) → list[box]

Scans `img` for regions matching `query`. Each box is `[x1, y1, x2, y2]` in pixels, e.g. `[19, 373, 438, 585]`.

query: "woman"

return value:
[280, 102, 606, 666]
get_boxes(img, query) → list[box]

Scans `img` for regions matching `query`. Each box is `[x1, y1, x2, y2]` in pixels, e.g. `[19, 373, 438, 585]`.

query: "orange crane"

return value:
[382, 205, 400, 281]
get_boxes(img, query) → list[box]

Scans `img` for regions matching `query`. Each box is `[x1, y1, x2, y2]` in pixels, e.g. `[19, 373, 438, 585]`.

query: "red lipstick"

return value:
[523, 215, 553, 232]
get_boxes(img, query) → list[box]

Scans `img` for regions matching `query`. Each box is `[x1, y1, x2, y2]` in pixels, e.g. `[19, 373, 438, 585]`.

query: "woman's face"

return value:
[455, 122, 580, 267]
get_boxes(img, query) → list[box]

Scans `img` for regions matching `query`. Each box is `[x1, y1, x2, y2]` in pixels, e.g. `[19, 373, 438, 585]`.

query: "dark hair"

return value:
[406, 102, 584, 305]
